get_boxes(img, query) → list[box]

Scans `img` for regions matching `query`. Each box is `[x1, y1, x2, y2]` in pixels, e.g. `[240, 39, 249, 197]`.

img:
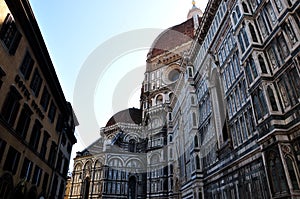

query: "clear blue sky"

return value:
[29, 0, 208, 169]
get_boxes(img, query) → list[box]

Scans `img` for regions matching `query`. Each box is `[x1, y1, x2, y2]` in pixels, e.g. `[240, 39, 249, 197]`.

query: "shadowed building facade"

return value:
[68, 0, 300, 198]
[0, 0, 78, 198]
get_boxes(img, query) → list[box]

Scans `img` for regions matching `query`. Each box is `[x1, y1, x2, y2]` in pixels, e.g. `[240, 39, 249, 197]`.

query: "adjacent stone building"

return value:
[68, 0, 300, 198]
[0, 0, 78, 198]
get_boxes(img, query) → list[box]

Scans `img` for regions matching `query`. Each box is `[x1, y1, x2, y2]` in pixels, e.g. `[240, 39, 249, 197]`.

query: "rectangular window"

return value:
[0, 14, 22, 55]
[16, 104, 33, 139]
[55, 114, 63, 132]
[0, 66, 5, 89]
[20, 157, 33, 181]
[48, 141, 57, 167]
[48, 101, 57, 123]
[32, 165, 42, 186]
[29, 120, 42, 151]
[1, 87, 22, 126]
[0, 139, 7, 164]
[42, 172, 49, 191]
[40, 131, 50, 159]
[19, 52, 34, 80]
[40, 86, 50, 111]
[30, 69, 43, 97]
[3, 146, 20, 174]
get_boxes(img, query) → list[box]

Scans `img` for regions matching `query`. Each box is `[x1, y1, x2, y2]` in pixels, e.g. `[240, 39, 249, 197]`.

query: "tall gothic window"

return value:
[266, 3, 277, 25]
[267, 86, 279, 111]
[286, 156, 300, 190]
[242, 26, 250, 47]
[274, 0, 283, 13]
[267, 150, 288, 194]
[238, 26, 250, 53]
[253, 89, 268, 120]
[257, 15, 269, 39]
[196, 155, 201, 170]
[250, 58, 258, 78]
[267, 45, 280, 69]
[242, 2, 249, 13]
[277, 34, 290, 60]
[249, 23, 258, 42]
[236, 6, 241, 18]
[278, 71, 299, 108]
[238, 33, 245, 52]
[288, 67, 300, 99]
[194, 135, 199, 148]
[258, 55, 268, 73]
[283, 19, 298, 45]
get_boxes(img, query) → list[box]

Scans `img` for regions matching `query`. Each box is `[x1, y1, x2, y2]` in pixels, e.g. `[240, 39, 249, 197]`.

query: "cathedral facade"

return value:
[68, 0, 300, 198]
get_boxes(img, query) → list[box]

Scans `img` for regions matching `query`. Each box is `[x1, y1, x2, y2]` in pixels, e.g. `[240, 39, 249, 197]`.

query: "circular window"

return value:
[168, 69, 180, 82]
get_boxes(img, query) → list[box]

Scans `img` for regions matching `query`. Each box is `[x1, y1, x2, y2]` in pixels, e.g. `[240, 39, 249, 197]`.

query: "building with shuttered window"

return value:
[0, 0, 78, 198]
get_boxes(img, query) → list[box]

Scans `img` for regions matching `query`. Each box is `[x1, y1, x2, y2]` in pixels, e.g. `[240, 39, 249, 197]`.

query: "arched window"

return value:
[245, 64, 253, 83]
[242, 2, 249, 13]
[129, 139, 136, 153]
[156, 95, 163, 105]
[232, 12, 237, 24]
[188, 67, 193, 77]
[192, 112, 197, 126]
[286, 156, 300, 190]
[250, 58, 258, 78]
[253, 94, 262, 119]
[194, 135, 199, 148]
[267, 86, 278, 111]
[258, 55, 267, 73]
[196, 155, 201, 170]
[234, 54, 240, 74]
[268, 151, 288, 194]
[258, 89, 268, 115]
[169, 135, 173, 142]
[242, 27, 250, 47]
[236, 6, 241, 18]
[191, 96, 195, 104]
[249, 23, 258, 42]
[238, 33, 245, 52]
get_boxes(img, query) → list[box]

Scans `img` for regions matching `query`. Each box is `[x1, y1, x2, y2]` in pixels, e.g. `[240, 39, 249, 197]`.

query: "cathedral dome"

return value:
[147, 18, 195, 61]
[105, 108, 142, 127]
[146, 1, 202, 72]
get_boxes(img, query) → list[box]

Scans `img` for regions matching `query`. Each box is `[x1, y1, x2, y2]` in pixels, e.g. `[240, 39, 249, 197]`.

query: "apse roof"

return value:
[105, 108, 142, 127]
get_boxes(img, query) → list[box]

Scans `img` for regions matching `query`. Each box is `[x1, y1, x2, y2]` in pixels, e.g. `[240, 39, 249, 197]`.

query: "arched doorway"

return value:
[128, 176, 137, 199]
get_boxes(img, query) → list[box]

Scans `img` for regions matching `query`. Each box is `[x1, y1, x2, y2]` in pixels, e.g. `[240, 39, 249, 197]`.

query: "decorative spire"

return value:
[192, 0, 196, 8]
